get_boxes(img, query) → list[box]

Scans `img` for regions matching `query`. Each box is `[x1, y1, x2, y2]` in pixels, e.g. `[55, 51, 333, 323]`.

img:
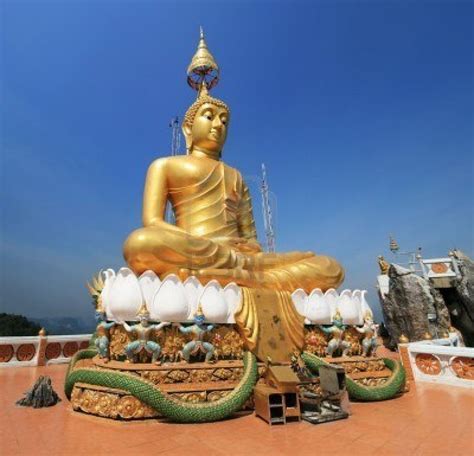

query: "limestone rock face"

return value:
[380, 265, 450, 349]
[439, 250, 474, 347]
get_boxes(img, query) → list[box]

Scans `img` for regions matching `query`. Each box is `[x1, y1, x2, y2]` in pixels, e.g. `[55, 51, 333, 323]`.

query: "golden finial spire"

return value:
[399, 334, 409, 344]
[187, 26, 220, 92]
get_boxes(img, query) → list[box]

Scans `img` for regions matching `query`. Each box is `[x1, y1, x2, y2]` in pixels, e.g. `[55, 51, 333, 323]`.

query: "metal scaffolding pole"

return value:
[261, 163, 276, 253]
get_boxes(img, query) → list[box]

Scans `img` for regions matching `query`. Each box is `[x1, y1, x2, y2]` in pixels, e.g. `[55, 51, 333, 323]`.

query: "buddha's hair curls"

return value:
[183, 95, 230, 127]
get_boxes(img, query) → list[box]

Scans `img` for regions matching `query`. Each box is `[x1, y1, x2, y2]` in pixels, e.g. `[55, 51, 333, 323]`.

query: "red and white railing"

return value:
[399, 340, 474, 388]
[0, 334, 92, 367]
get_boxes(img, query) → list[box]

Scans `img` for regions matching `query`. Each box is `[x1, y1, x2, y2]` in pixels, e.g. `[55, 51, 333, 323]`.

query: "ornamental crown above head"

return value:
[183, 28, 230, 132]
[187, 26, 220, 93]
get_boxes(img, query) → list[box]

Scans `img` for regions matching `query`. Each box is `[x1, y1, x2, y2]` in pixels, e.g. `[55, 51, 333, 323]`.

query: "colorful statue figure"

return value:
[122, 29, 344, 294]
[177, 305, 215, 363]
[356, 312, 378, 357]
[322, 310, 351, 357]
[94, 303, 115, 362]
[120, 306, 170, 364]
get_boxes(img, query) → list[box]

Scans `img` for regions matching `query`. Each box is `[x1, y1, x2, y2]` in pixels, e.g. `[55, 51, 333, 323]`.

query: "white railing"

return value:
[419, 257, 461, 280]
[401, 340, 474, 388]
[0, 334, 92, 368]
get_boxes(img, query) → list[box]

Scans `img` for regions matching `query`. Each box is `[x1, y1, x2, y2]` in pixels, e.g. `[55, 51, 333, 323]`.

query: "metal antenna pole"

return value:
[166, 116, 181, 223]
[261, 163, 276, 253]
[170, 116, 181, 158]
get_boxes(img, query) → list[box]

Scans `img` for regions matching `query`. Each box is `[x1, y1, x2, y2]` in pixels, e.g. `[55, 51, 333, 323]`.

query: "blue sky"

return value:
[1, 0, 473, 323]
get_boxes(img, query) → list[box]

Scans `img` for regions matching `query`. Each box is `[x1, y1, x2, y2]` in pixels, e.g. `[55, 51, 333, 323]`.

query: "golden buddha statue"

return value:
[123, 29, 344, 294]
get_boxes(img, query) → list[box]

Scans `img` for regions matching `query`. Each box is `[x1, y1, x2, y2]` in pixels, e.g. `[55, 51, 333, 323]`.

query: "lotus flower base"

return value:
[66, 276, 396, 423]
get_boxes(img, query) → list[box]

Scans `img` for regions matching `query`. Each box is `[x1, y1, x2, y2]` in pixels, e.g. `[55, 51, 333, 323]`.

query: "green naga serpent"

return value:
[65, 348, 258, 423]
[65, 348, 405, 423]
[301, 352, 406, 401]
[68, 290, 260, 423]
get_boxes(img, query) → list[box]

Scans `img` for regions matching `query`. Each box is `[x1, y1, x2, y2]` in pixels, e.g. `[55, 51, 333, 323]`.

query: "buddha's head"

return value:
[183, 93, 230, 158]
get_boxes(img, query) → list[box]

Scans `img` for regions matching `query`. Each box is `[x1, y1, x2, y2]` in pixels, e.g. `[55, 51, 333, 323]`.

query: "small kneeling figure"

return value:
[120, 306, 170, 364]
[322, 310, 351, 357]
[177, 305, 215, 363]
[94, 305, 115, 362]
[356, 312, 378, 357]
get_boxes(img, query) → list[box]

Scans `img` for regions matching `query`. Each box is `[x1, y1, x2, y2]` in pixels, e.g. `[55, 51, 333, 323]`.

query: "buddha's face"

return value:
[186, 103, 229, 155]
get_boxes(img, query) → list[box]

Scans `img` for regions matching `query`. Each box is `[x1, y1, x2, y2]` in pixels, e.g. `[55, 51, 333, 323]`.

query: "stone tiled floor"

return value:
[1, 363, 473, 455]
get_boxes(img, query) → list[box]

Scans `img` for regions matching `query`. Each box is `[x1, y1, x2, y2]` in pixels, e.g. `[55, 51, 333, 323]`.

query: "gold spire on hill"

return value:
[187, 26, 220, 91]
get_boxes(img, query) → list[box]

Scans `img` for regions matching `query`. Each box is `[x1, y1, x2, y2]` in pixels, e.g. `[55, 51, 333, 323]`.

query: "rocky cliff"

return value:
[438, 250, 474, 346]
[379, 264, 451, 349]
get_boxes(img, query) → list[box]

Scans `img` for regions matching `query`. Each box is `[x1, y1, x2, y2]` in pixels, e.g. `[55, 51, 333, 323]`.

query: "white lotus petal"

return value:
[324, 288, 339, 319]
[306, 288, 332, 324]
[338, 289, 359, 324]
[139, 270, 161, 310]
[100, 269, 116, 320]
[107, 267, 142, 322]
[102, 268, 116, 282]
[291, 289, 308, 317]
[183, 276, 203, 320]
[352, 289, 363, 324]
[199, 280, 228, 323]
[151, 274, 189, 322]
[360, 290, 373, 320]
[223, 283, 241, 324]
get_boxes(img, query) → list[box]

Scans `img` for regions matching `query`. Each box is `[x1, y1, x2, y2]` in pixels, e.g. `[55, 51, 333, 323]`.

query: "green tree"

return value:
[0, 313, 42, 336]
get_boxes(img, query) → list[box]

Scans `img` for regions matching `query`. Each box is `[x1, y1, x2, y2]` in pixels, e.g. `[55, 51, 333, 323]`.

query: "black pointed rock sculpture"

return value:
[16, 376, 61, 408]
